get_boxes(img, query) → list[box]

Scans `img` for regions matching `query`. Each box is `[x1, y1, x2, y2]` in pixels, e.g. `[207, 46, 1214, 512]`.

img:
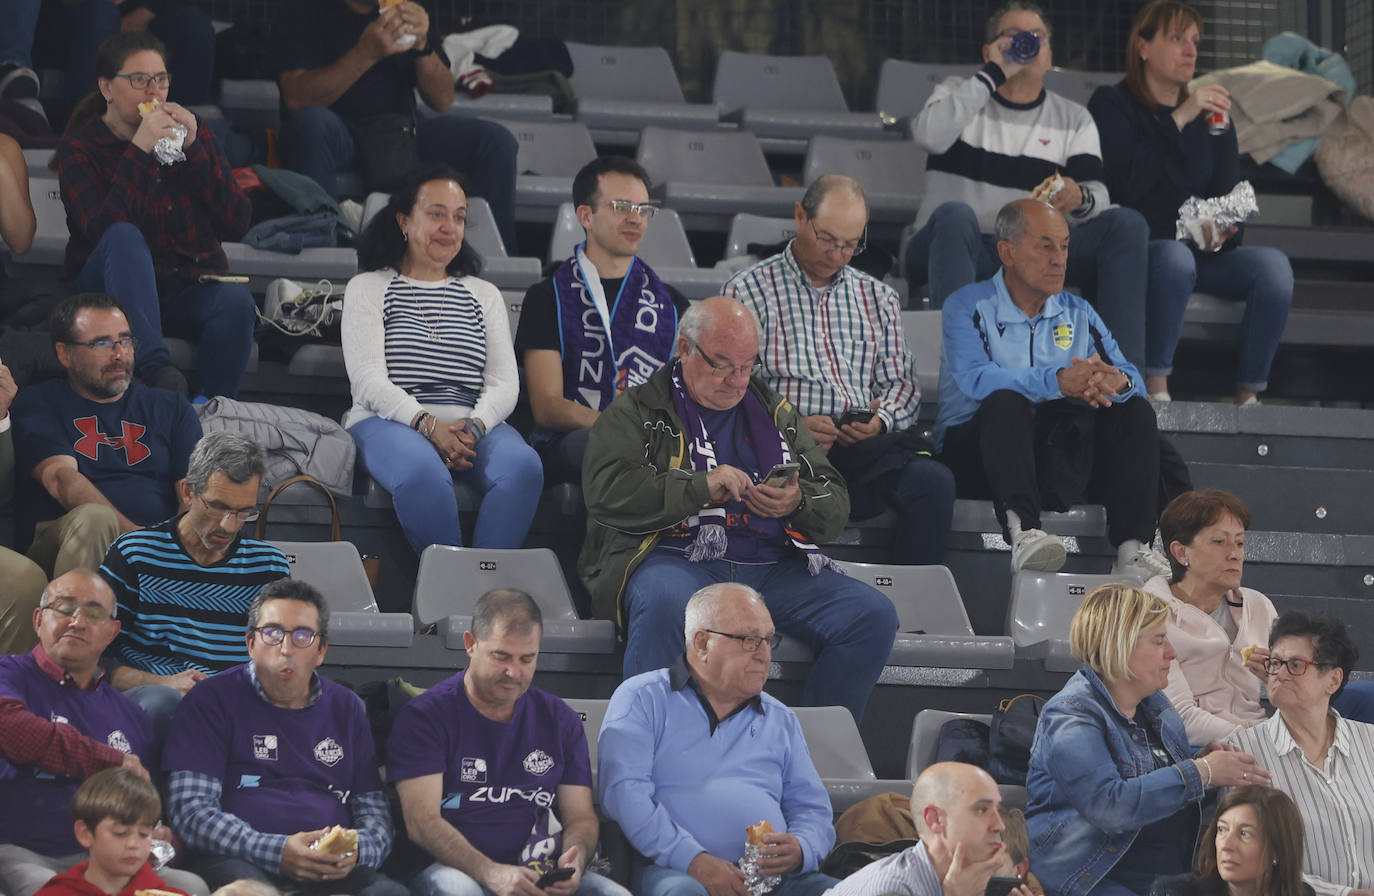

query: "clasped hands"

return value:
[1057, 353, 1128, 408]
[427, 418, 478, 471]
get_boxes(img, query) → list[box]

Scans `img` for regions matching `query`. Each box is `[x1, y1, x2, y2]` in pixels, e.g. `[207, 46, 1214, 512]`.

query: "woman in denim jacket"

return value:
[1025, 584, 1270, 896]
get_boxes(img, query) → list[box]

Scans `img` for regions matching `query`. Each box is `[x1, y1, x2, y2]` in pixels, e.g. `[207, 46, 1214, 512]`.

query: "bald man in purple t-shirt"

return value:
[390, 589, 628, 896]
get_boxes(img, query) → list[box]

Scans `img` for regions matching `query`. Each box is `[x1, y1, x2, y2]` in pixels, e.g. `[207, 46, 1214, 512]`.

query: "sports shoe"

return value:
[0, 64, 39, 101]
[1148, 390, 1172, 402]
[1011, 528, 1066, 573]
[1113, 547, 1172, 582]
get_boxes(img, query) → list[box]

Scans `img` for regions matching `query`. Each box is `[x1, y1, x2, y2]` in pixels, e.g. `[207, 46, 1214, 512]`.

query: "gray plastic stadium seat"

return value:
[713, 51, 886, 153]
[269, 540, 414, 647]
[901, 310, 942, 401]
[906, 709, 1029, 810]
[874, 60, 968, 127]
[635, 127, 802, 229]
[484, 119, 598, 223]
[419, 89, 553, 123]
[21, 147, 54, 171]
[221, 242, 358, 288]
[793, 706, 911, 813]
[833, 561, 1015, 669]
[566, 42, 721, 146]
[563, 697, 609, 791]
[413, 545, 617, 654]
[1042, 68, 1123, 108]
[1007, 570, 1146, 672]
[714, 213, 796, 278]
[10, 177, 66, 266]
[801, 136, 927, 223]
[545, 203, 722, 299]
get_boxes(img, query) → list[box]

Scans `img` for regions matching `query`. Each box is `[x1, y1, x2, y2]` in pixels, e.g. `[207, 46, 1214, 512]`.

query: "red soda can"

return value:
[1208, 108, 1229, 135]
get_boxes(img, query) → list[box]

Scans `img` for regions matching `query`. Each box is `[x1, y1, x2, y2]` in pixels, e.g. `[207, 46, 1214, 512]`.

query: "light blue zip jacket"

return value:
[933, 269, 1144, 450]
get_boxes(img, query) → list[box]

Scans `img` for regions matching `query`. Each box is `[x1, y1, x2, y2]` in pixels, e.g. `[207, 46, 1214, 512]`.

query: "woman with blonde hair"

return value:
[1025, 584, 1269, 896]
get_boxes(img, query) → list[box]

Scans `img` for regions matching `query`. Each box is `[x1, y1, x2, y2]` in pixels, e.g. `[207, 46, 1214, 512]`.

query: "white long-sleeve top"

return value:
[341, 268, 517, 430]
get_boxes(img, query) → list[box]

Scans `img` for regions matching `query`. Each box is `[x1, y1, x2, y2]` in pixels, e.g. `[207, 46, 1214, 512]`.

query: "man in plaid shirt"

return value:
[724, 175, 956, 565]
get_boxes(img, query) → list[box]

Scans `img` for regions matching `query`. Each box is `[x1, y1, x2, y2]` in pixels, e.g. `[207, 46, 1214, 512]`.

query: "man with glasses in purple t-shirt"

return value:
[163, 579, 405, 896]
[390, 589, 628, 896]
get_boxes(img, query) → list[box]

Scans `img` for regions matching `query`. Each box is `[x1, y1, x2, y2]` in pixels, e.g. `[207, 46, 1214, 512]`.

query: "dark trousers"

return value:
[940, 390, 1161, 547]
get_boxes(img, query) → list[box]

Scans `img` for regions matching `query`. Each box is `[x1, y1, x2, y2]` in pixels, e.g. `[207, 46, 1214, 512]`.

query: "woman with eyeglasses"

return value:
[1025, 583, 1269, 896]
[1226, 612, 1374, 896]
[343, 164, 541, 558]
[1148, 785, 1313, 896]
[55, 31, 254, 401]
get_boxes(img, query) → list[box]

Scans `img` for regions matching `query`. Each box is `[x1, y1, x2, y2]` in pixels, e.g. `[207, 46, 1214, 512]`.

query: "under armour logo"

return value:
[1039, 138, 1051, 145]
[73, 417, 151, 464]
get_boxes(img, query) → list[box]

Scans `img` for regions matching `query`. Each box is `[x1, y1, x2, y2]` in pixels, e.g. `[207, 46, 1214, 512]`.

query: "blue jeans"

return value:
[1145, 240, 1293, 391]
[412, 863, 630, 896]
[0, 0, 40, 67]
[348, 416, 543, 556]
[74, 222, 255, 398]
[633, 863, 836, 896]
[280, 105, 519, 251]
[847, 454, 955, 565]
[125, 683, 182, 749]
[905, 200, 1149, 368]
[190, 854, 407, 896]
[622, 553, 899, 722]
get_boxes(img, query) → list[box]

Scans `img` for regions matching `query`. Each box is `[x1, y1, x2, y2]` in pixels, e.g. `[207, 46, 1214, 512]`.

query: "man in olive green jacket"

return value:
[579, 297, 897, 722]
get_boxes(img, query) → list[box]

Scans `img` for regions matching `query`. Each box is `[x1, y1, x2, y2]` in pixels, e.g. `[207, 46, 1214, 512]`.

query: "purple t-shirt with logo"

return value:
[387, 671, 591, 868]
[0, 653, 154, 855]
[162, 665, 381, 833]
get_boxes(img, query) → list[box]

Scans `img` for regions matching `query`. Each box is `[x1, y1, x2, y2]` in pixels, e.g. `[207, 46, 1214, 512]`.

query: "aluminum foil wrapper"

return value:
[149, 838, 175, 871]
[1175, 180, 1258, 248]
[152, 123, 188, 166]
[738, 843, 780, 896]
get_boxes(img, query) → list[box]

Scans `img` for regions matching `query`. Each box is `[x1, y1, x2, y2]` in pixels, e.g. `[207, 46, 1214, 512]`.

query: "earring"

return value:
[403, 233, 408, 242]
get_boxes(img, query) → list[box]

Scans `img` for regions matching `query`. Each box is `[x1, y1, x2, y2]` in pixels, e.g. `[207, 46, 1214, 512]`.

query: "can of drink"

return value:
[1005, 30, 1041, 65]
[1207, 108, 1230, 135]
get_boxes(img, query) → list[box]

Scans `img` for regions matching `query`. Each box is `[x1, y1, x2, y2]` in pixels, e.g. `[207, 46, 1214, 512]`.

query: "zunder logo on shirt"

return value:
[73, 417, 152, 463]
[523, 749, 555, 776]
[314, 737, 345, 767]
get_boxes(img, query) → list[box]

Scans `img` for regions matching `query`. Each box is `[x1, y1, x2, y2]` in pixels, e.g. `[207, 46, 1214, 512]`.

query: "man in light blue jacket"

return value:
[935, 199, 1178, 576]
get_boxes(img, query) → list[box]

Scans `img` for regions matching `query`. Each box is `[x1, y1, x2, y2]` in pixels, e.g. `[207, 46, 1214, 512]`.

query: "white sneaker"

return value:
[1012, 529, 1067, 572]
[1149, 390, 1172, 402]
[1113, 547, 1172, 581]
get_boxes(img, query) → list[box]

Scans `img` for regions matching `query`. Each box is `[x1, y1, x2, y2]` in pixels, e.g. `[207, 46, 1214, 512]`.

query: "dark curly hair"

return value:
[1268, 611, 1357, 699]
[356, 163, 483, 278]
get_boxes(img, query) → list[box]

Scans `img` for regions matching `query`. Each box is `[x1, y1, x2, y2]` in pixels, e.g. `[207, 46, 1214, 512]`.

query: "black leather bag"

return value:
[346, 112, 420, 193]
[988, 694, 1046, 785]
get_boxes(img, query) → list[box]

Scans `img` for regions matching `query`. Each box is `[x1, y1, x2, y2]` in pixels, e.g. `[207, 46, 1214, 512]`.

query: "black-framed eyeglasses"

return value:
[65, 336, 139, 353]
[195, 492, 260, 524]
[112, 72, 171, 90]
[705, 629, 782, 652]
[1263, 655, 1332, 676]
[41, 598, 115, 623]
[689, 341, 761, 379]
[597, 199, 658, 219]
[808, 219, 867, 255]
[251, 625, 322, 648]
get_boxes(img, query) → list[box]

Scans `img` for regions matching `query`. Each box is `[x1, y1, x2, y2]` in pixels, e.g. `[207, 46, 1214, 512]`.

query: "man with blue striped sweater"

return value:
[99, 431, 289, 735]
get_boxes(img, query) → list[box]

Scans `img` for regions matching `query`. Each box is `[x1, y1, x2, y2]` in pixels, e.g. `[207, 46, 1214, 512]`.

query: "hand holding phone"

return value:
[535, 867, 575, 888]
[985, 876, 1025, 896]
[761, 462, 800, 487]
[837, 408, 875, 427]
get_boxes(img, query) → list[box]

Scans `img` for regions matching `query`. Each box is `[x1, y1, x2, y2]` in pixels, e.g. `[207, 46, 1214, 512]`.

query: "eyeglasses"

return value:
[41, 598, 115, 623]
[251, 625, 322, 648]
[65, 336, 139, 353]
[705, 629, 782, 652]
[1263, 655, 1332, 676]
[689, 342, 761, 379]
[195, 492, 260, 524]
[112, 72, 171, 90]
[808, 219, 867, 255]
[597, 199, 658, 219]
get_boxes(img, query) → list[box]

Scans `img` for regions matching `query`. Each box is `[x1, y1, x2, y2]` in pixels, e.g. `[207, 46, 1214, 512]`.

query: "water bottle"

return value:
[1005, 30, 1041, 65]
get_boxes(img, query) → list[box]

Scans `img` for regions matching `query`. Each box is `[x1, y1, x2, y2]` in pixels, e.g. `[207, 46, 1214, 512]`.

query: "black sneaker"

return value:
[148, 364, 189, 396]
[0, 64, 39, 101]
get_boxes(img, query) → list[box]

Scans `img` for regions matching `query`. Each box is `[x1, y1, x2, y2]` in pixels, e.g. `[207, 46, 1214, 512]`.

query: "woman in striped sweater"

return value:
[342, 164, 542, 556]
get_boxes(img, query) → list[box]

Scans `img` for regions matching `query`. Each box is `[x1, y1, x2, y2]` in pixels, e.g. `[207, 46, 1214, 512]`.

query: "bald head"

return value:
[994, 198, 1069, 313]
[42, 568, 116, 609]
[684, 582, 764, 641]
[676, 297, 762, 411]
[34, 568, 121, 685]
[800, 174, 868, 219]
[912, 762, 1005, 857]
[678, 296, 761, 348]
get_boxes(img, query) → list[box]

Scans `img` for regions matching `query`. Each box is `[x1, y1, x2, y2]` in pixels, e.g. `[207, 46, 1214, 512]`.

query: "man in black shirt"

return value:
[514, 157, 688, 484]
[274, 0, 518, 249]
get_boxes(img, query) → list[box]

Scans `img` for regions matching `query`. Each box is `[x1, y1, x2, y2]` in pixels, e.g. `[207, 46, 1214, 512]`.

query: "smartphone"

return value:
[762, 461, 799, 487]
[838, 408, 875, 427]
[535, 867, 575, 888]
[985, 876, 1024, 896]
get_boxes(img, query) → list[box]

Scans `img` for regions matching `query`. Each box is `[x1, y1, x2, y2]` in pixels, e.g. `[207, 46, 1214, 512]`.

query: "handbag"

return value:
[988, 694, 1046, 785]
[345, 112, 420, 193]
[256, 278, 343, 352]
[253, 474, 380, 588]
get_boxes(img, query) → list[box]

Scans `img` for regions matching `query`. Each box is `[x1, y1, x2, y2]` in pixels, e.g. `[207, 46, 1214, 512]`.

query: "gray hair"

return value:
[472, 588, 542, 640]
[683, 582, 763, 641]
[186, 431, 267, 495]
[984, 0, 1050, 43]
[994, 200, 1034, 245]
[247, 578, 329, 641]
[799, 174, 867, 219]
[678, 299, 763, 352]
